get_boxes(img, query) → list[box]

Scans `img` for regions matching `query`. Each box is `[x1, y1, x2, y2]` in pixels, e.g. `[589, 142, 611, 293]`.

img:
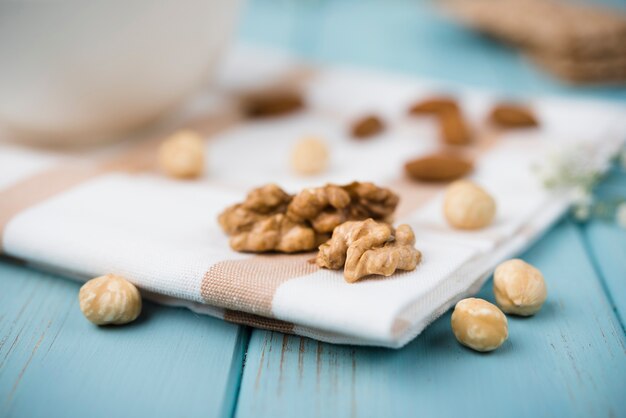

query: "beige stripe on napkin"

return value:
[0, 137, 164, 252]
[0, 165, 102, 252]
[201, 253, 318, 316]
[224, 310, 295, 333]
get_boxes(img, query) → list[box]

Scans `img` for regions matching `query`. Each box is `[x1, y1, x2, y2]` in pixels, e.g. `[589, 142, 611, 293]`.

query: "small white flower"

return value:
[571, 187, 592, 206]
[616, 203, 626, 228]
[572, 203, 591, 221]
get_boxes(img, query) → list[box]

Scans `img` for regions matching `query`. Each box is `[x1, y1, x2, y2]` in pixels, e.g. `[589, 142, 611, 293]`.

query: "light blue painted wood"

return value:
[578, 167, 626, 327]
[0, 260, 247, 418]
[1, 1, 625, 417]
[581, 221, 626, 328]
[234, 220, 626, 418]
[239, 0, 626, 101]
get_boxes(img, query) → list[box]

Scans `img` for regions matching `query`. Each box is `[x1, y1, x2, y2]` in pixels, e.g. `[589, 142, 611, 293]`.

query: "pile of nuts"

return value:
[451, 258, 547, 352]
[403, 96, 539, 184]
[82, 89, 544, 338]
[217, 181, 424, 283]
[218, 182, 399, 254]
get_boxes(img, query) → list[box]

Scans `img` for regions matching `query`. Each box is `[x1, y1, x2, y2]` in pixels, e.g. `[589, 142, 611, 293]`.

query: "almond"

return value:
[242, 89, 304, 118]
[408, 96, 472, 145]
[351, 115, 385, 138]
[408, 96, 459, 115]
[405, 153, 474, 182]
[439, 109, 472, 145]
[489, 103, 539, 128]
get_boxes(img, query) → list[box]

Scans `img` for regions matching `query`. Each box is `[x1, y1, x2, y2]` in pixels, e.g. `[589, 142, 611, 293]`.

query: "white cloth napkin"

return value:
[1, 45, 624, 347]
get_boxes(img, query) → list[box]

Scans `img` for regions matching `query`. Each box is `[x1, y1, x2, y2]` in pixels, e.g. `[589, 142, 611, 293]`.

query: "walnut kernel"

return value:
[287, 182, 398, 234]
[316, 219, 421, 283]
[218, 182, 398, 253]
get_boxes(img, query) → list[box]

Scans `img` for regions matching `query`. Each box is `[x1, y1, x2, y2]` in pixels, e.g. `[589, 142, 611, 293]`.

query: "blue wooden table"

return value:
[1, 1, 625, 417]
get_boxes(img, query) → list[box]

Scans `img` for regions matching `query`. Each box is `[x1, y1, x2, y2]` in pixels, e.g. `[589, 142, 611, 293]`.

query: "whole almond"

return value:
[351, 115, 385, 138]
[408, 96, 459, 115]
[489, 103, 539, 128]
[405, 153, 473, 182]
[408, 96, 471, 145]
[439, 109, 472, 145]
[242, 89, 304, 118]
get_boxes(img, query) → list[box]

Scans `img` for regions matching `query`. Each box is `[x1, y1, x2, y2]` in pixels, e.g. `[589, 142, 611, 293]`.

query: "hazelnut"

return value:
[158, 130, 204, 179]
[493, 259, 547, 316]
[443, 180, 496, 230]
[79, 274, 142, 325]
[451, 298, 508, 352]
[291, 137, 329, 175]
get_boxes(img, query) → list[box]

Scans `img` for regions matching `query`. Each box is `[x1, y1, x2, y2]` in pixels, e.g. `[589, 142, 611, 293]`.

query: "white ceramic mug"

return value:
[0, 0, 240, 145]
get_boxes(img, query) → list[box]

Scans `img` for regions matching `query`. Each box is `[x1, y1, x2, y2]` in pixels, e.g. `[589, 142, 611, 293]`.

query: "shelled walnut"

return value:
[316, 219, 421, 283]
[218, 184, 292, 235]
[218, 182, 399, 253]
[287, 182, 399, 234]
[230, 214, 318, 253]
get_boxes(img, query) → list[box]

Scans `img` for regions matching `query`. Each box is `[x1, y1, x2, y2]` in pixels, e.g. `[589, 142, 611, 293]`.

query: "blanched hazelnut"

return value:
[443, 180, 496, 230]
[451, 298, 508, 352]
[158, 130, 204, 179]
[79, 274, 142, 325]
[291, 137, 329, 175]
[494, 259, 547, 316]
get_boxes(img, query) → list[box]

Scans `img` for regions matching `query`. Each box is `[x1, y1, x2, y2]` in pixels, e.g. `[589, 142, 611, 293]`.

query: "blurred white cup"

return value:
[0, 0, 240, 145]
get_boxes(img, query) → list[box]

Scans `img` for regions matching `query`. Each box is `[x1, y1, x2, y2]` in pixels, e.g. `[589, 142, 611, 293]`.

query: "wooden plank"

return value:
[580, 221, 626, 328]
[578, 167, 626, 327]
[0, 260, 247, 418]
[235, 220, 626, 418]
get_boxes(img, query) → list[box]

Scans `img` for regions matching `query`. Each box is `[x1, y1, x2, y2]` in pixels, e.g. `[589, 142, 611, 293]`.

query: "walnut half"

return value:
[287, 182, 399, 234]
[317, 219, 422, 283]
